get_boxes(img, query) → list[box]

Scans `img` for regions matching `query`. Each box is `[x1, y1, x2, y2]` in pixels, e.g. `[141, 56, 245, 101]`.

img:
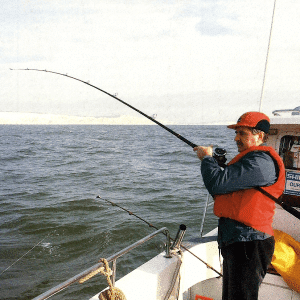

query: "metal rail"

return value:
[272, 106, 300, 116]
[32, 227, 171, 300]
[200, 193, 214, 237]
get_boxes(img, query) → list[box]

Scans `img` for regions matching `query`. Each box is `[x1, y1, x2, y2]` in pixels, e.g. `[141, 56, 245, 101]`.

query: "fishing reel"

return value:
[213, 147, 227, 168]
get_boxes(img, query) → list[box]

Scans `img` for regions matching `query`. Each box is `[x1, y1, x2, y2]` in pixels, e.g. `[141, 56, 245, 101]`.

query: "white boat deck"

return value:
[189, 274, 300, 300]
[188, 204, 300, 300]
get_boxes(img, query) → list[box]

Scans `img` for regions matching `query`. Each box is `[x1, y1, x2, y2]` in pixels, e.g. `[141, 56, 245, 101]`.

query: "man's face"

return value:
[234, 127, 263, 152]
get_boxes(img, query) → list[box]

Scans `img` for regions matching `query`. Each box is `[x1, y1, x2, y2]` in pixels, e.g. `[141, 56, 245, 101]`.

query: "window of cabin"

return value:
[279, 135, 300, 170]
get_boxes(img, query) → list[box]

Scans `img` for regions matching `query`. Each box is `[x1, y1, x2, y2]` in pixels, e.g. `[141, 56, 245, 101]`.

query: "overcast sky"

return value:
[1, 0, 300, 124]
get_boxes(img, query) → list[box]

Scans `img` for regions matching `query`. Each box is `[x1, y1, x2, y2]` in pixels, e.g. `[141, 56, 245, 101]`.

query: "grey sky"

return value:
[1, 0, 300, 124]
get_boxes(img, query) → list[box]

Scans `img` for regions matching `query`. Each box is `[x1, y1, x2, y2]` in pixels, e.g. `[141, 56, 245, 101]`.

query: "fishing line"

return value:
[0, 233, 52, 276]
[11, 68, 197, 149]
[96, 196, 222, 277]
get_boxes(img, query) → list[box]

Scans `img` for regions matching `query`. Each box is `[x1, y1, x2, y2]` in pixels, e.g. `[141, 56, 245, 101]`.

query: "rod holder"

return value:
[171, 224, 187, 250]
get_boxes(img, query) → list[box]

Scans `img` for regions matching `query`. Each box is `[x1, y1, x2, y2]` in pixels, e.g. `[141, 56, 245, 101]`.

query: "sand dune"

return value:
[0, 112, 171, 125]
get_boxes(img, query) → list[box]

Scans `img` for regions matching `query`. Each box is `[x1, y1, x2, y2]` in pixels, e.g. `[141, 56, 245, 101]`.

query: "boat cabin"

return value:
[268, 106, 300, 208]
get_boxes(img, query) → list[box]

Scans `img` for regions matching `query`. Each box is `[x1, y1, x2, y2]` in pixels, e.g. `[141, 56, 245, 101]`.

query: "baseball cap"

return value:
[227, 111, 270, 133]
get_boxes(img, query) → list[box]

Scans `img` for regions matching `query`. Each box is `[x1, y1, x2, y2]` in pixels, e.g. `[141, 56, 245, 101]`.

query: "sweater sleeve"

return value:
[201, 151, 277, 196]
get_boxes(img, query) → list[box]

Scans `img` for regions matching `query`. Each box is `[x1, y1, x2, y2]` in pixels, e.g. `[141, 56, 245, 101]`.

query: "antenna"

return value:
[259, 0, 277, 112]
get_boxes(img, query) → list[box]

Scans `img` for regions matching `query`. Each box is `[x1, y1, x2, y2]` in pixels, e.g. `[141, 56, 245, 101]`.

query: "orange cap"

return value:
[227, 111, 270, 133]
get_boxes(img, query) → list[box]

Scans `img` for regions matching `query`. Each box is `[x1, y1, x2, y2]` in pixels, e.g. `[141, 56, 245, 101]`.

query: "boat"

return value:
[31, 108, 300, 300]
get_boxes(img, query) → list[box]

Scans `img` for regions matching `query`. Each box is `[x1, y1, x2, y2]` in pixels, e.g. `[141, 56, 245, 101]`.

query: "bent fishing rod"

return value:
[97, 196, 222, 277]
[11, 68, 197, 149]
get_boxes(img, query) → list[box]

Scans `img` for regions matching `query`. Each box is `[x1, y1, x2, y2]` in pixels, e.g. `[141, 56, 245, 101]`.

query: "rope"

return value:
[79, 258, 126, 299]
[78, 265, 108, 284]
[163, 252, 182, 300]
[97, 258, 126, 300]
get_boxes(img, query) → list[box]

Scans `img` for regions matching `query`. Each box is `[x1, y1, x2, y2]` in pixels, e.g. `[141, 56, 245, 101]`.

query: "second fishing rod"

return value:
[97, 196, 222, 277]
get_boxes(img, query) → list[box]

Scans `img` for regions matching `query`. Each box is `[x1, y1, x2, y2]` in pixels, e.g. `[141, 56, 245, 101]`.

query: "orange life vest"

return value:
[213, 146, 286, 235]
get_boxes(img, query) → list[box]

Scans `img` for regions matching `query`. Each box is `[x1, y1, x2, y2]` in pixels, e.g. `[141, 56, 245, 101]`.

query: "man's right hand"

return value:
[193, 146, 213, 161]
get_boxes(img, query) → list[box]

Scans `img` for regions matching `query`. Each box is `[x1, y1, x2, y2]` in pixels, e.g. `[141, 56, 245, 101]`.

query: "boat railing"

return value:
[200, 193, 214, 237]
[32, 227, 171, 300]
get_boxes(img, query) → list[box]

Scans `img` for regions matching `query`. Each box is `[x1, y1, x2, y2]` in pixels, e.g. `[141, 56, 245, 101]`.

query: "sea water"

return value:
[0, 125, 237, 300]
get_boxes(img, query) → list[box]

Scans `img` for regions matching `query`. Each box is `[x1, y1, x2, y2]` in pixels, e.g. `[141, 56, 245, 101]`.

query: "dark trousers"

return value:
[221, 237, 275, 300]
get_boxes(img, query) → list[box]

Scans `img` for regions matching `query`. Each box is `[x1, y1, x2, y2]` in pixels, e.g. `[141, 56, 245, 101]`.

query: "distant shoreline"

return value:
[0, 112, 228, 125]
[0, 112, 162, 125]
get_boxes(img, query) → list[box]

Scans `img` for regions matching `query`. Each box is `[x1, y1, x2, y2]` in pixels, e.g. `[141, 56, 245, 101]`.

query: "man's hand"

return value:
[193, 146, 213, 161]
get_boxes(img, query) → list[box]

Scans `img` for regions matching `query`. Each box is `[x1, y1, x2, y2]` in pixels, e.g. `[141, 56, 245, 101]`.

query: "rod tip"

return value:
[179, 224, 187, 230]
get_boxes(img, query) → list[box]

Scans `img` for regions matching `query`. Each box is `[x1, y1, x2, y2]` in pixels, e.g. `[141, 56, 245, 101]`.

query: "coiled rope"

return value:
[79, 258, 126, 300]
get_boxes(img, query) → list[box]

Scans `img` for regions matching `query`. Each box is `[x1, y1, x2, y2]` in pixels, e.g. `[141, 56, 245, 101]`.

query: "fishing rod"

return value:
[98, 196, 157, 230]
[96, 196, 222, 277]
[11, 68, 198, 149]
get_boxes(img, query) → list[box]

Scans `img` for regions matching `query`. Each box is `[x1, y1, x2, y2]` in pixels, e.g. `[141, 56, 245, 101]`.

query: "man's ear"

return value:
[258, 131, 266, 143]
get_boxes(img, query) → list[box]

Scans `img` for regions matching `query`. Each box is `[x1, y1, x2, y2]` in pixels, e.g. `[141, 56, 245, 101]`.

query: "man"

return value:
[194, 111, 285, 300]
